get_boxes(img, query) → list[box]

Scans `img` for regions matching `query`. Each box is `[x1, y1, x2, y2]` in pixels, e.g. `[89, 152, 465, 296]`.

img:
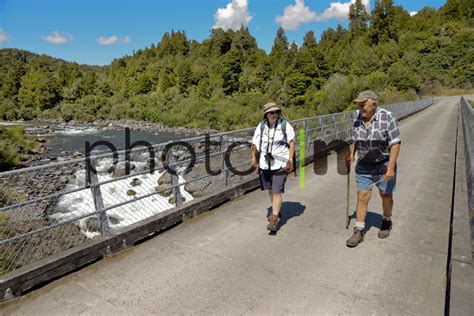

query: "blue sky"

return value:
[0, 0, 446, 66]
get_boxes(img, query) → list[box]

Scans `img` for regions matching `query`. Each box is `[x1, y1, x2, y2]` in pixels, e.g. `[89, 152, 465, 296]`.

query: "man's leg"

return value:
[379, 192, 393, 217]
[347, 190, 371, 247]
[268, 190, 273, 204]
[378, 192, 393, 238]
[356, 190, 372, 224]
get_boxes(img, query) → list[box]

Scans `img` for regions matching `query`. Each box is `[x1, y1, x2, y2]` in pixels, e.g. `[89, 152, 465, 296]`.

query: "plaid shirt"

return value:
[352, 107, 401, 163]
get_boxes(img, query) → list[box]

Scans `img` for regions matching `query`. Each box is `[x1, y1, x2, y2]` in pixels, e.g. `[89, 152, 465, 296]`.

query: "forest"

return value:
[0, 0, 472, 132]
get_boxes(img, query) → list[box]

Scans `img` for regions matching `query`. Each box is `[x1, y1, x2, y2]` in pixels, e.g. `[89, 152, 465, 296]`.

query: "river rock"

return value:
[85, 217, 100, 233]
[112, 162, 136, 178]
[130, 178, 142, 186]
[158, 172, 171, 185]
[108, 215, 120, 225]
[156, 172, 172, 196]
[184, 177, 212, 197]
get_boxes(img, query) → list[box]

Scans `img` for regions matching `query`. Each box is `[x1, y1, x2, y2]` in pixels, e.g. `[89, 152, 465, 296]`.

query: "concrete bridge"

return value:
[1, 96, 473, 315]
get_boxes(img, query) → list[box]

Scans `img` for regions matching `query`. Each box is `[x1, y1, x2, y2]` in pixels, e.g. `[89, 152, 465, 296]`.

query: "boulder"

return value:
[85, 217, 100, 233]
[155, 172, 173, 197]
[130, 178, 142, 187]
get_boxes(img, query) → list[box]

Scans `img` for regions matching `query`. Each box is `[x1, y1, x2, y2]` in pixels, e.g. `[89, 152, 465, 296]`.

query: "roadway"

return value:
[1, 96, 466, 315]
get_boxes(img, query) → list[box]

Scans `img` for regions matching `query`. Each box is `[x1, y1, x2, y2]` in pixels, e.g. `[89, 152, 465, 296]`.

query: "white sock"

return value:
[355, 221, 365, 230]
[383, 216, 391, 222]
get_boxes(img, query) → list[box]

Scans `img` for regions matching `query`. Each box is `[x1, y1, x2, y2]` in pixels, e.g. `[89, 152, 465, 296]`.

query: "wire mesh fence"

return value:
[0, 98, 432, 276]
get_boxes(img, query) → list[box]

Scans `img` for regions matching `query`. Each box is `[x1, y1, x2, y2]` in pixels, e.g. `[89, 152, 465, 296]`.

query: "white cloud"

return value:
[97, 35, 118, 46]
[315, 0, 370, 22]
[123, 35, 131, 44]
[276, 0, 317, 30]
[276, 0, 371, 30]
[409, 11, 418, 16]
[0, 28, 9, 43]
[42, 32, 72, 45]
[213, 0, 253, 31]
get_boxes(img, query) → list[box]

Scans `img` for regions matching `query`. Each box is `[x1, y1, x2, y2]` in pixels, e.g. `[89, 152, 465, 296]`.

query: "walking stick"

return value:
[346, 164, 350, 229]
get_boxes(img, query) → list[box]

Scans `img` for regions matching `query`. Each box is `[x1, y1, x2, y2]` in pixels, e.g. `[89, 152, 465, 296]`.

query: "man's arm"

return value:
[385, 143, 400, 181]
[385, 113, 401, 181]
[346, 141, 357, 165]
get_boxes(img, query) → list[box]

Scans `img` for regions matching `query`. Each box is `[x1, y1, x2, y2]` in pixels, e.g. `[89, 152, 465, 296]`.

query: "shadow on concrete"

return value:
[348, 210, 383, 232]
[267, 201, 306, 235]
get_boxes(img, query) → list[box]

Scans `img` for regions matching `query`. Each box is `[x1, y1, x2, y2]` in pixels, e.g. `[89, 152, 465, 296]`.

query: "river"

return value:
[1, 121, 195, 158]
[1, 121, 198, 238]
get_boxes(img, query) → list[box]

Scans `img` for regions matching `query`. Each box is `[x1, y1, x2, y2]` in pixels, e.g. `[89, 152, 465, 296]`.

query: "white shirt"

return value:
[252, 119, 295, 170]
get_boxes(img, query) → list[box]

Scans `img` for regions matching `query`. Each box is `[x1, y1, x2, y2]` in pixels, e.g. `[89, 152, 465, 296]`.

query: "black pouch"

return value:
[264, 152, 274, 164]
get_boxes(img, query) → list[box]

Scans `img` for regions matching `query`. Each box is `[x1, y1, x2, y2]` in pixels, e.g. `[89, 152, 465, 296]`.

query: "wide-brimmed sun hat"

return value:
[263, 102, 281, 114]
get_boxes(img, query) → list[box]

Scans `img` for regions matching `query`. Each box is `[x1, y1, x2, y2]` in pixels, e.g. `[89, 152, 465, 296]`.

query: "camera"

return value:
[264, 153, 274, 163]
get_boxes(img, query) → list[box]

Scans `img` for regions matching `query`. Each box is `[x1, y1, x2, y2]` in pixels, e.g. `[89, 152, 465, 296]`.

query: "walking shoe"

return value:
[267, 214, 279, 232]
[378, 219, 392, 239]
[346, 228, 365, 247]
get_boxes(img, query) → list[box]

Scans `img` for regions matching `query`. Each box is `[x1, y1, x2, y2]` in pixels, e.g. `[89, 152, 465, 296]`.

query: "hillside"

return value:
[0, 0, 472, 131]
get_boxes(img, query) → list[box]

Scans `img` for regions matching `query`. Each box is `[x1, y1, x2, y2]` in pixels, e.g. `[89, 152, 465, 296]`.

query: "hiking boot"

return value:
[346, 228, 365, 247]
[267, 213, 281, 220]
[267, 214, 279, 232]
[378, 219, 392, 239]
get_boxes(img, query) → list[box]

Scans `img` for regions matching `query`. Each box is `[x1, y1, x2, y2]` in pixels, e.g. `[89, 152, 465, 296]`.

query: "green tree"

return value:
[80, 71, 97, 96]
[134, 73, 153, 94]
[209, 28, 233, 56]
[18, 67, 61, 118]
[286, 72, 312, 105]
[370, 0, 397, 44]
[387, 61, 421, 91]
[221, 50, 242, 95]
[303, 31, 318, 50]
[440, 0, 474, 22]
[176, 61, 192, 95]
[349, 0, 370, 37]
[270, 27, 289, 63]
[350, 39, 381, 76]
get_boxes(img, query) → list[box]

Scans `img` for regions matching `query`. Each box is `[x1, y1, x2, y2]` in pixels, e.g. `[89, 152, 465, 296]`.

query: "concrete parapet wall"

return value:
[449, 98, 474, 315]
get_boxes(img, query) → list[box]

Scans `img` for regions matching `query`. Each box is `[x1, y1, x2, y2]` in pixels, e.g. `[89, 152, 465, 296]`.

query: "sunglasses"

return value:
[267, 111, 281, 115]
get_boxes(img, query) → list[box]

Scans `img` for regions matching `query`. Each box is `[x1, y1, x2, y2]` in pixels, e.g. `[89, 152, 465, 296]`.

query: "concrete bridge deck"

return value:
[2, 96, 473, 315]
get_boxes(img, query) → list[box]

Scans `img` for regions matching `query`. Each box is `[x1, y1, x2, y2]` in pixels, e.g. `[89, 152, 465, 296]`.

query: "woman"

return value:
[251, 102, 295, 232]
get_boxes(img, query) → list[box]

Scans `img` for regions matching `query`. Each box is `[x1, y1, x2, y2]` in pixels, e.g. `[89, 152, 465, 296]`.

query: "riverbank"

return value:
[31, 118, 218, 136]
[1, 119, 219, 170]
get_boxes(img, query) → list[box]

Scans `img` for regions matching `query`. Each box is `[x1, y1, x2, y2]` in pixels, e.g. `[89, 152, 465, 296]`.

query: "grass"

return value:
[436, 87, 474, 97]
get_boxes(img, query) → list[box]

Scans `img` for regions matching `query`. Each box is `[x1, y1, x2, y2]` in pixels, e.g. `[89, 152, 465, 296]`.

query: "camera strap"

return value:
[266, 120, 278, 155]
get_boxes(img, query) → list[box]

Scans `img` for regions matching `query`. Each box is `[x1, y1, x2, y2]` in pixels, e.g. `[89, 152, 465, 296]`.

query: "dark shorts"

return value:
[259, 168, 288, 194]
[355, 160, 397, 194]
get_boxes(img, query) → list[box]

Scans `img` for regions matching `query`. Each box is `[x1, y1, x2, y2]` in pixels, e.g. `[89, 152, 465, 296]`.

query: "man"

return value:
[346, 90, 401, 247]
[251, 102, 295, 232]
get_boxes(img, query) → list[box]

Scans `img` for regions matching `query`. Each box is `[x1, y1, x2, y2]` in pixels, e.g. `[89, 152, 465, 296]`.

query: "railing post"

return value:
[85, 158, 111, 237]
[219, 136, 229, 186]
[171, 173, 183, 207]
[297, 119, 309, 175]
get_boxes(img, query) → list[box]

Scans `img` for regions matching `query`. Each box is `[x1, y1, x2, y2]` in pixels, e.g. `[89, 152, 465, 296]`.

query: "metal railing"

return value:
[460, 96, 473, 211]
[0, 98, 432, 276]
